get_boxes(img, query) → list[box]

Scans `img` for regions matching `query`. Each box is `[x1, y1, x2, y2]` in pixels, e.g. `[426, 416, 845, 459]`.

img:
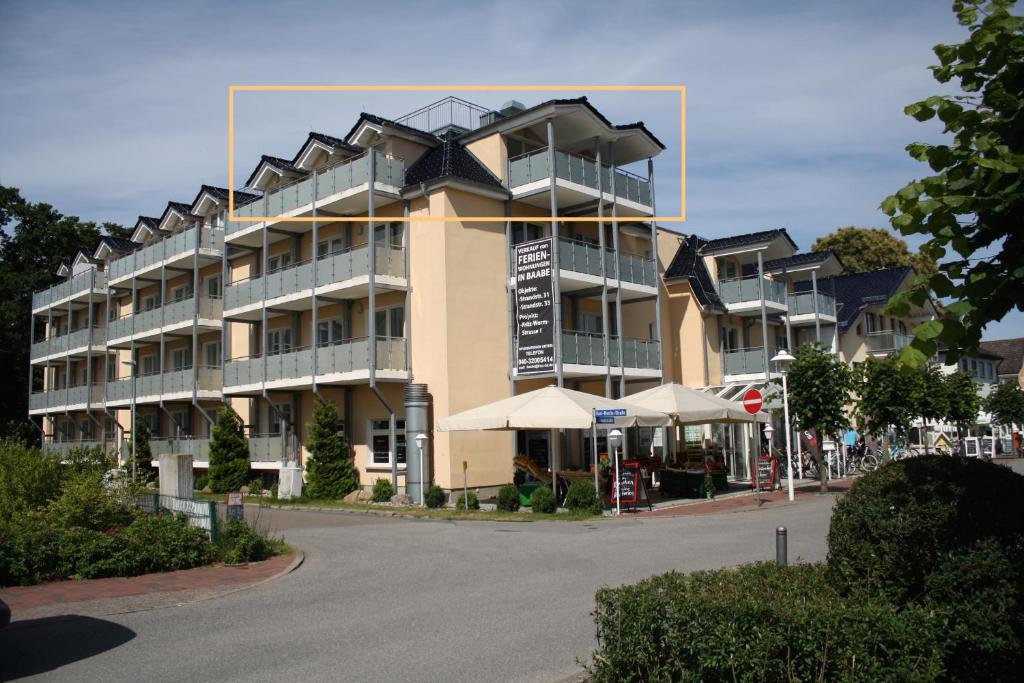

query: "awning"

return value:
[624, 382, 768, 425]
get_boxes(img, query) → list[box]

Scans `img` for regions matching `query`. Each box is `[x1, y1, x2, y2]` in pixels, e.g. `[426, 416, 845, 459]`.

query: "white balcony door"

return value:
[374, 306, 404, 339]
[374, 222, 404, 249]
[141, 353, 159, 375]
[266, 328, 293, 356]
[317, 318, 344, 346]
[203, 341, 222, 368]
[317, 237, 346, 258]
[204, 274, 222, 298]
[170, 348, 189, 372]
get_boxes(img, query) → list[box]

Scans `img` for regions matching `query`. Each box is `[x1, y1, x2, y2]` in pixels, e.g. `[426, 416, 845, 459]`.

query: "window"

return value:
[106, 358, 117, 381]
[141, 293, 161, 311]
[170, 409, 191, 437]
[171, 284, 193, 302]
[141, 412, 160, 436]
[267, 252, 292, 273]
[721, 327, 740, 353]
[203, 341, 222, 368]
[268, 402, 292, 436]
[204, 275, 222, 298]
[141, 354, 159, 375]
[721, 260, 738, 280]
[170, 348, 189, 372]
[576, 312, 602, 334]
[317, 318, 345, 346]
[266, 328, 293, 356]
[318, 237, 346, 258]
[107, 304, 118, 322]
[511, 222, 543, 245]
[371, 418, 406, 467]
[374, 222, 404, 249]
[897, 321, 908, 335]
[79, 419, 93, 439]
[865, 313, 877, 334]
[104, 417, 114, 438]
[374, 306, 404, 339]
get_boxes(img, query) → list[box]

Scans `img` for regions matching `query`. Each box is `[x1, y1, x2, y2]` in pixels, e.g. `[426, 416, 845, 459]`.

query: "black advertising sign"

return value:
[515, 238, 555, 375]
[612, 463, 639, 504]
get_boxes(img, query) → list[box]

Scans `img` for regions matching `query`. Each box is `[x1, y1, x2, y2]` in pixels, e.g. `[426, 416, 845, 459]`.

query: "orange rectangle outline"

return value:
[228, 85, 685, 223]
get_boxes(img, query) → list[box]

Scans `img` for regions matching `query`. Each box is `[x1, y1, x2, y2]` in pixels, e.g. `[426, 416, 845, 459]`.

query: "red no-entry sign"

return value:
[742, 388, 763, 414]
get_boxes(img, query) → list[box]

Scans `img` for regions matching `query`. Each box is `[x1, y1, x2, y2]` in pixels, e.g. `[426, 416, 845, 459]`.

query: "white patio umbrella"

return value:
[623, 382, 768, 425]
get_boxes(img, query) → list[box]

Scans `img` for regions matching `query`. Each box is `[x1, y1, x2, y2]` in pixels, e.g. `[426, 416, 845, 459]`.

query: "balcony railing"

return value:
[866, 331, 912, 354]
[150, 437, 210, 461]
[224, 337, 407, 387]
[32, 270, 108, 312]
[229, 151, 406, 231]
[225, 244, 406, 311]
[508, 149, 652, 207]
[108, 296, 223, 341]
[30, 326, 105, 361]
[723, 347, 782, 377]
[718, 276, 788, 306]
[249, 435, 286, 462]
[788, 291, 837, 317]
[42, 439, 109, 455]
[108, 226, 223, 281]
[106, 366, 222, 402]
[29, 384, 105, 411]
[553, 238, 657, 288]
[558, 331, 661, 370]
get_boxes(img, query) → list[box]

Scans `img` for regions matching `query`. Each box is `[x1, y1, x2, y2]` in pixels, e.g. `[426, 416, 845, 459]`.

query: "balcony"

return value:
[224, 244, 406, 318]
[787, 291, 837, 324]
[717, 276, 788, 315]
[249, 435, 286, 463]
[42, 439, 110, 455]
[223, 337, 408, 393]
[522, 331, 660, 378]
[28, 384, 105, 414]
[150, 437, 210, 461]
[32, 270, 108, 313]
[508, 149, 652, 215]
[228, 151, 405, 240]
[723, 347, 781, 379]
[551, 238, 657, 293]
[866, 331, 912, 355]
[105, 366, 222, 405]
[107, 225, 223, 284]
[30, 326, 106, 363]
[107, 296, 222, 346]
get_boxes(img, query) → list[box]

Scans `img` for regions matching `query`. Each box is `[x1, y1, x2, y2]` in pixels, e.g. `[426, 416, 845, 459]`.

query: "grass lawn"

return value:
[190, 490, 602, 522]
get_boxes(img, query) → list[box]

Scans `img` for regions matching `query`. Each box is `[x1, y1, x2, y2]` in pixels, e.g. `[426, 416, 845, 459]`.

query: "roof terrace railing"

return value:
[394, 96, 492, 134]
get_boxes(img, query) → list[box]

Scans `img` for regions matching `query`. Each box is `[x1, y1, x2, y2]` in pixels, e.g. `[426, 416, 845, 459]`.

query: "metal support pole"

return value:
[261, 193, 269, 396]
[757, 252, 770, 379]
[312, 171, 319, 388]
[546, 118, 563, 388]
[596, 139, 611, 398]
[776, 526, 788, 566]
[505, 197, 515, 380]
[192, 218, 200, 410]
[368, 149, 378, 388]
[221, 209, 229, 399]
[610, 144, 625, 400]
[782, 266, 793, 351]
[812, 270, 821, 344]
[649, 156, 663, 384]
[402, 200, 411, 374]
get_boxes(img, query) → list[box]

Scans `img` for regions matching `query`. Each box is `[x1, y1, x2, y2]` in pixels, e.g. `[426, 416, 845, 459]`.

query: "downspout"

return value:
[596, 138, 611, 398]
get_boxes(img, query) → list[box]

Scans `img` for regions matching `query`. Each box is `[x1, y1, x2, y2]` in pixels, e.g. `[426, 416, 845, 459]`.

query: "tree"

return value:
[304, 399, 358, 499]
[811, 226, 937, 275]
[855, 356, 919, 455]
[882, 0, 1024, 366]
[208, 406, 251, 493]
[984, 380, 1024, 453]
[784, 343, 855, 493]
[911, 363, 951, 454]
[943, 371, 983, 454]
[0, 186, 126, 432]
[126, 416, 154, 482]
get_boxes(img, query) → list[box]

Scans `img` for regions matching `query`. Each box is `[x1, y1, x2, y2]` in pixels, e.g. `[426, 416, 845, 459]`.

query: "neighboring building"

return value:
[980, 337, 1024, 383]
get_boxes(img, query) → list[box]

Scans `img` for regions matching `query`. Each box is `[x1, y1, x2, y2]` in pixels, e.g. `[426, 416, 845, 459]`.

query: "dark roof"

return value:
[136, 216, 160, 230]
[403, 132, 504, 190]
[702, 229, 798, 254]
[304, 132, 361, 156]
[99, 236, 140, 253]
[664, 235, 725, 310]
[167, 201, 193, 217]
[980, 338, 1024, 376]
[343, 113, 442, 145]
[191, 185, 260, 208]
[742, 251, 840, 276]
[244, 155, 308, 188]
[796, 267, 913, 332]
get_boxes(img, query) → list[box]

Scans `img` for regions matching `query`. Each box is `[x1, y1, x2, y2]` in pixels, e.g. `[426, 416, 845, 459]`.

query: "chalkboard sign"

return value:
[612, 462, 639, 504]
[753, 455, 778, 491]
[965, 438, 979, 457]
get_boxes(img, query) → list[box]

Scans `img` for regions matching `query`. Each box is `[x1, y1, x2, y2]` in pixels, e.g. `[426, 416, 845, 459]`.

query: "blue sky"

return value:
[1, 0, 1020, 338]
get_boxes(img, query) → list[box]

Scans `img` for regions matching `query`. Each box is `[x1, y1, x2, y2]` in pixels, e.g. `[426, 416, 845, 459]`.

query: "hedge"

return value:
[589, 563, 945, 682]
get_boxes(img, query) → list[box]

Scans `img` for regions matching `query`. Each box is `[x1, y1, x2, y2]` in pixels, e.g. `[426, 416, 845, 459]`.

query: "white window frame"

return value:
[267, 252, 293, 273]
[374, 305, 404, 339]
[171, 284, 193, 303]
[204, 274, 222, 298]
[170, 348, 190, 372]
[317, 318, 345, 346]
[203, 341, 222, 368]
[369, 418, 406, 468]
[317, 237, 346, 258]
[141, 353, 159, 375]
[141, 293, 161, 311]
[266, 327, 293, 356]
[268, 402, 292, 436]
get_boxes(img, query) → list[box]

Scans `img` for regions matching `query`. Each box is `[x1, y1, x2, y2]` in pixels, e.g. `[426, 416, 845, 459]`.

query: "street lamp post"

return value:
[122, 359, 137, 483]
[415, 432, 428, 507]
[771, 350, 796, 501]
[608, 429, 623, 515]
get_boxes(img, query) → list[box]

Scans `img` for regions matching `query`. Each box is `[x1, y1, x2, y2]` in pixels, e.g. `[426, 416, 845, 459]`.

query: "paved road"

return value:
[3, 494, 840, 682]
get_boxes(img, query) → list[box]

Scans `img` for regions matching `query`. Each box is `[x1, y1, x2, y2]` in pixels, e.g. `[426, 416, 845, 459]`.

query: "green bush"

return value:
[424, 485, 446, 509]
[44, 473, 138, 531]
[827, 456, 1024, 679]
[0, 440, 64, 516]
[0, 510, 62, 585]
[455, 491, 479, 511]
[194, 473, 209, 491]
[208, 407, 251, 493]
[371, 478, 394, 503]
[530, 485, 556, 513]
[589, 563, 945, 683]
[246, 477, 264, 495]
[217, 519, 277, 564]
[495, 484, 520, 512]
[304, 399, 358, 499]
[564, 480, 602, 514]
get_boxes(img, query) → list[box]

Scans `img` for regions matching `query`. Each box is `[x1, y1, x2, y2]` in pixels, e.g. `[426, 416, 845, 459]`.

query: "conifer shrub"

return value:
[207, 407, 251, 493]
[455, 491, 479, 510]
[530, 485, 556, 513]
[424, 484, 446, 509]
[495, 484, 520, 512]
[304, 399, 358, 499]
[371, 478, 394, 503]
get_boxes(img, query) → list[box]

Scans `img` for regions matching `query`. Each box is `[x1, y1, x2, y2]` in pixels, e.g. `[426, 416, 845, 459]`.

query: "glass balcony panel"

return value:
[249, 435, 284, 462]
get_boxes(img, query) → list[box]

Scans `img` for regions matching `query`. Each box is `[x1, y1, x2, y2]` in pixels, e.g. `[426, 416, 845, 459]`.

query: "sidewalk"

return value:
[637, 478, 856, 518]
[0, 553, 302, 622]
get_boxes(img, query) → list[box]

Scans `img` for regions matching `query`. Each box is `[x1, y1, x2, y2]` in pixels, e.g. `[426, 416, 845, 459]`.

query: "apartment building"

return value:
[29, 96, 667, 495]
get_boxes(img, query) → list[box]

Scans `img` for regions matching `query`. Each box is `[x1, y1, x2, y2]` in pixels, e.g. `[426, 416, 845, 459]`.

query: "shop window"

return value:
[371, 419, 406, 467]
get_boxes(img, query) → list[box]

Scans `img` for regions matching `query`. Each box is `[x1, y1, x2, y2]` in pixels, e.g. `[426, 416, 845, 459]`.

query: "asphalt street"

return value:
[2, 492, 841, 682]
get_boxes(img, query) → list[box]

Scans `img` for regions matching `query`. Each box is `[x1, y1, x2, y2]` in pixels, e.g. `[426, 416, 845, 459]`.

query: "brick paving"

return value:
[0, 553, 297, 616]
[637, 478, 856, 517]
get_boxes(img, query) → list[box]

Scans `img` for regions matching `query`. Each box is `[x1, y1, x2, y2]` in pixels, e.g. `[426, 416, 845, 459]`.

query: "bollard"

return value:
[776, 526, 788, 567]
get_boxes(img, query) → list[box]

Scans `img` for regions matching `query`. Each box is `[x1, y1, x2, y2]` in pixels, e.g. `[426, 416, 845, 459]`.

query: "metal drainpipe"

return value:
[812, 270, 821, 343]
[758, 251, 770, 380]
[610, 142, 628, 462]
[312, 171, 319, 397]
[648, 156, 663, 384]
[546, 118, 564, 389]
[403, 200, 411, 375]
[597, 138, 611, 398]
